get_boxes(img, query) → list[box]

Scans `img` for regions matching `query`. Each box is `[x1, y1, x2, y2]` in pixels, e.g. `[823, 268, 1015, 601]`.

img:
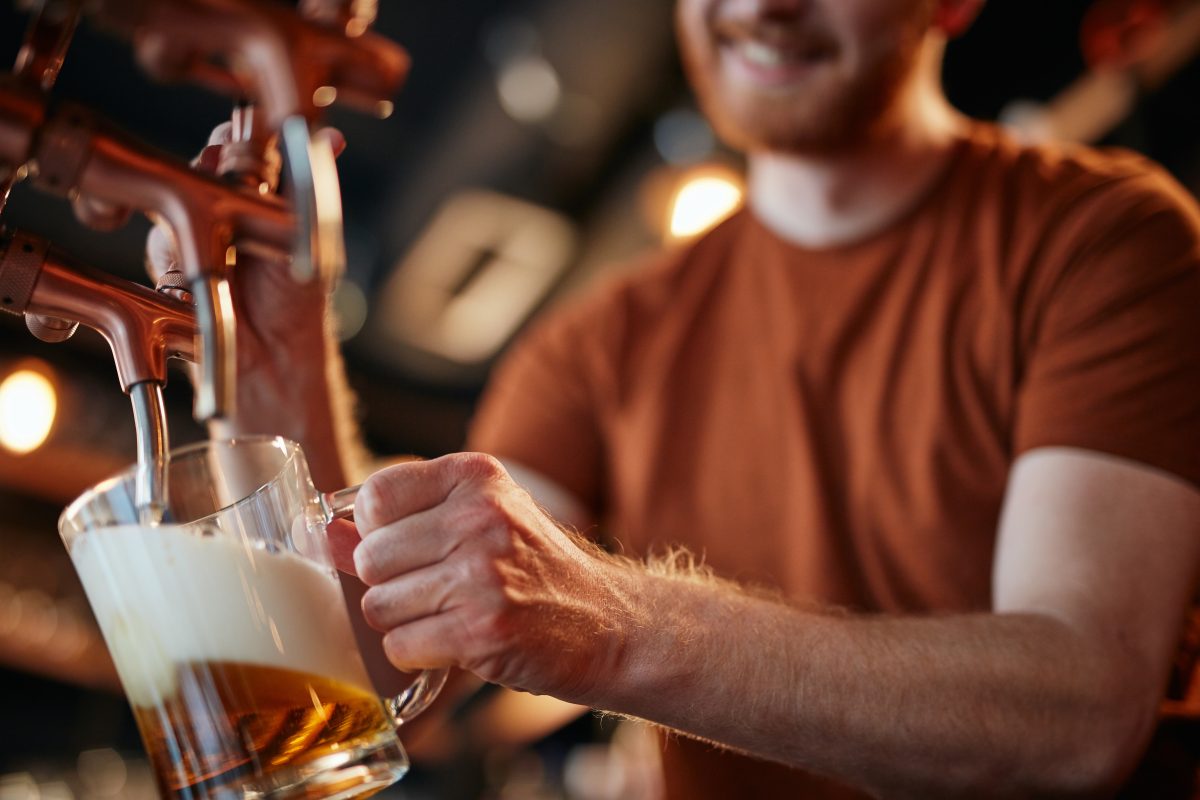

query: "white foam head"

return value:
[71, 525, 372, 708]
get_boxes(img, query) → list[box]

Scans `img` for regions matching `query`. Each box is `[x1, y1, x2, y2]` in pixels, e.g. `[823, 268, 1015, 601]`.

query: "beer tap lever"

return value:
[280, 116, 344, 283]
[86, 0, 408, 130]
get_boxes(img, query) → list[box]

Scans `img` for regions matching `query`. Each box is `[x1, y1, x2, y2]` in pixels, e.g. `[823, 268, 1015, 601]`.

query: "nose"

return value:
[725, 0, 811, 22]
[755, 0, 810, 15]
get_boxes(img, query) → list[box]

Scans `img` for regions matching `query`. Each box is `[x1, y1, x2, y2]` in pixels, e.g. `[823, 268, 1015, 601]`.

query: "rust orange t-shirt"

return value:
[467, 123, 1200, 797]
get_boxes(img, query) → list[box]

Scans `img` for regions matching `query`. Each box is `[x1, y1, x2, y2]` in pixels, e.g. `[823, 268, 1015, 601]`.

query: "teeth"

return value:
[740, 40, 787, 68]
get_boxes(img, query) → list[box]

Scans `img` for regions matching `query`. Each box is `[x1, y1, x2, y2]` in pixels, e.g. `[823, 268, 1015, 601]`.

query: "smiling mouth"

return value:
[719, 36, 836, 85]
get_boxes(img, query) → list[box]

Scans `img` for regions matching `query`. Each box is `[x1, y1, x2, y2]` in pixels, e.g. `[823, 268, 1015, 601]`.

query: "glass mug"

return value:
[59, 436, 448, 799]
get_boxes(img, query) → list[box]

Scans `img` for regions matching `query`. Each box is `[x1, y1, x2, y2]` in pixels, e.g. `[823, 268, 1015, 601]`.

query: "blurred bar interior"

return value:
[1, 0, 1198, 797]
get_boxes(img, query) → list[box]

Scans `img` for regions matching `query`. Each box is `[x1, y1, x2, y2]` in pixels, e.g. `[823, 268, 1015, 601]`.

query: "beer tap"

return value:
[84, 0, 409, 282]
[67, 0, 407, 426]
[1, 0, 189, 519]
[17, 103, 296, 422]
[1, 0, 406, 473]
[0, 227, 197, 520]
[1, 0, 80, 212]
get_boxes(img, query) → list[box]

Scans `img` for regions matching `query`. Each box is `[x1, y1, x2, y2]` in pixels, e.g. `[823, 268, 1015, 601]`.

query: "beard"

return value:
[678, 3, 935, 155]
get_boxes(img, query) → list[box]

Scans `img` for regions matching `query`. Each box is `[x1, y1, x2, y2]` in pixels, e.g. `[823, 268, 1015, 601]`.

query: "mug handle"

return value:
[323, 485, 451, 726]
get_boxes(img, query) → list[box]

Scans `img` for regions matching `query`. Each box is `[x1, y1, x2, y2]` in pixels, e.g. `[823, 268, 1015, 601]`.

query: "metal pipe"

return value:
[129, 381, 169, 525]
[86, 0, 407, 129]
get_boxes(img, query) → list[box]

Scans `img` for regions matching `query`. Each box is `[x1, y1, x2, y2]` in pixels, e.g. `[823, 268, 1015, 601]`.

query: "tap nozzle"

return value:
[130, 380, 169, 524]
[0, 227, 197, 388]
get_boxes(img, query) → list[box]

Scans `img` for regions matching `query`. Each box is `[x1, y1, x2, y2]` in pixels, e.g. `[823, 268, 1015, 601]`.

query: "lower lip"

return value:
[720, 43, 827, 88]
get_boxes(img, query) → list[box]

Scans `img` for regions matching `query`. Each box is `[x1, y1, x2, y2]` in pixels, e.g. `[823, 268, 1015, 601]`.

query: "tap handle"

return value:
[0, 227, 42, 316]
[190, 273, 236, 422]
[280, 116, 345, 284]
[14, 0, 83, 92]
[86, 0, 407, 129]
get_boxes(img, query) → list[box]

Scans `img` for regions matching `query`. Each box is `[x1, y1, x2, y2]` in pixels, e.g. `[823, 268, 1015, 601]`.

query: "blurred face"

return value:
[677, 0, 938, 154]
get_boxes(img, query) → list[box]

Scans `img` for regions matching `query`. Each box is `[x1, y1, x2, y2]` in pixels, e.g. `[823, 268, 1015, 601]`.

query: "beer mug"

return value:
[59, 436, 448, 799]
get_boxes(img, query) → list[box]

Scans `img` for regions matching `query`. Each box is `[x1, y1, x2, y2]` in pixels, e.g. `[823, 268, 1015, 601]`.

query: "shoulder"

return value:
[964, 122, 1200, 233]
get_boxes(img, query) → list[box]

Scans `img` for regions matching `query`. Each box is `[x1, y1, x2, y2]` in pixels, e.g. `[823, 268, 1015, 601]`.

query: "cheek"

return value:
[676, 1, 720, 87]
[675, 0, 712, 57]
[838, 0, 931, 47]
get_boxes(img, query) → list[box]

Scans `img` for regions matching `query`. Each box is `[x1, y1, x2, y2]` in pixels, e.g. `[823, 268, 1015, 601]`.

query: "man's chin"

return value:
[710, 108, 860, 156]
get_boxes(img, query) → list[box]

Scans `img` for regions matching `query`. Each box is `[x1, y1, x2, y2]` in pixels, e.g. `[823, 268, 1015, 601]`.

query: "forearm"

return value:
[593, 567, 1156, 798]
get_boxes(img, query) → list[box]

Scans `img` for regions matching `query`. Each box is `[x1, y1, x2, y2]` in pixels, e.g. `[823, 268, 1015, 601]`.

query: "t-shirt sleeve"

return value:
[1014, 169, 1200, 487]
[466, 293, 613, 515]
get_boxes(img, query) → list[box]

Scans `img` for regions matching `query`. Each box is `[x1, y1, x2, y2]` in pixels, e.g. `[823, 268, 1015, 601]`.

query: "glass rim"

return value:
[59, 434, 303, 534]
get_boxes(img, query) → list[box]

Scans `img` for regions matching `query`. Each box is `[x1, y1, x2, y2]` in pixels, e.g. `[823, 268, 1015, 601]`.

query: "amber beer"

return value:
[133, 662, 394, 795]
[70, 524, 404, 799]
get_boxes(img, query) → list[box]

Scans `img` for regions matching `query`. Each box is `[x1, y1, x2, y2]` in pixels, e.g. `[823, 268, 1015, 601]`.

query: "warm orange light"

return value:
[0, 364, 58, 454]
[668, 172, 743, 240]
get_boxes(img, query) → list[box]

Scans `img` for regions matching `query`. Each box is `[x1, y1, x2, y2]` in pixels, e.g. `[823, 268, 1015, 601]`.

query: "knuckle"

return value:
[460, 549, 501, 589]
[353, 538, 383, 584]
[475, 607, 513, 648]
[454, 491, 509, 534]
[454, 452, 509, 482]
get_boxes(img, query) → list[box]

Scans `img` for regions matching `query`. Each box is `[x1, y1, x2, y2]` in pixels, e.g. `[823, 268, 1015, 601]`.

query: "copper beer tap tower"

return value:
[0, 0, 408, 518]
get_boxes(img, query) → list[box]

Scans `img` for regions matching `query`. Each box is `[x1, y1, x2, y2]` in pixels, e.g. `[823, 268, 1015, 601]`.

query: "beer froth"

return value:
[71, 525, 372, 707]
